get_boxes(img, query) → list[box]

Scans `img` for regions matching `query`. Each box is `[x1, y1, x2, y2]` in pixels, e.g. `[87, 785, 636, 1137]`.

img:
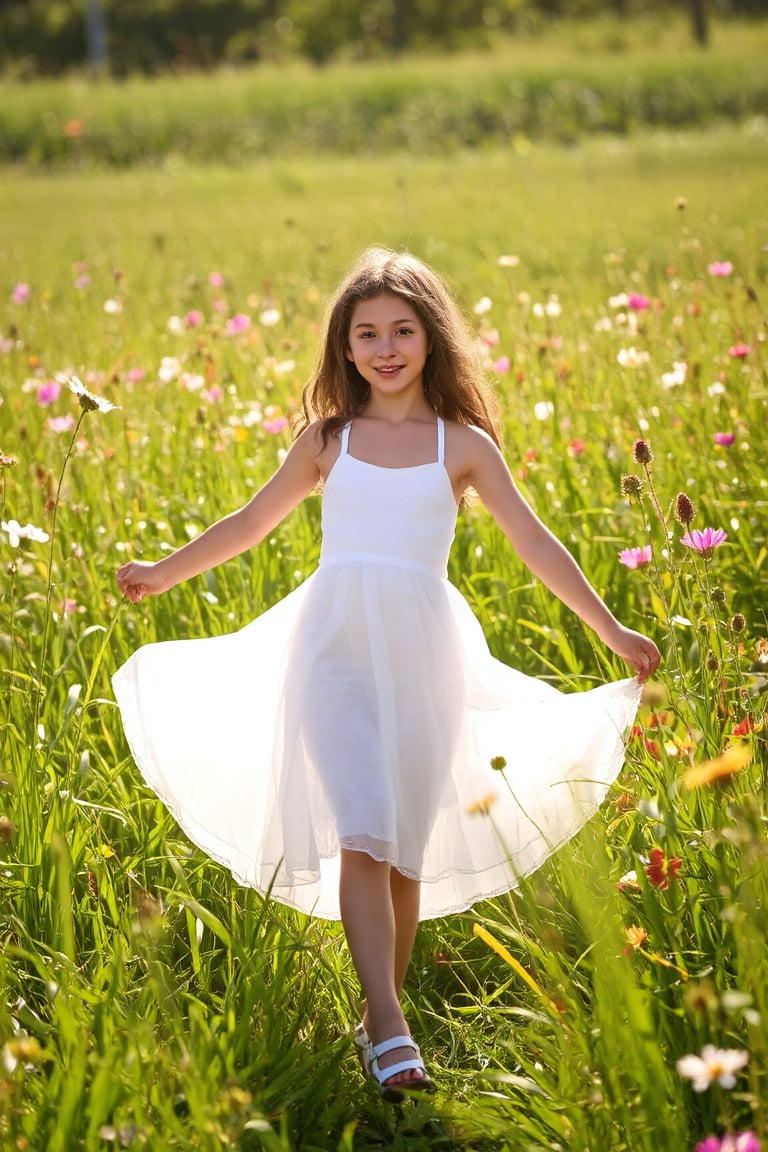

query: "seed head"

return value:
[674, 492, 696, 526]
[620, 473, 644, 500]
[633, 439, 653, 466]
[705, 653, 719, 672]
[731, 614, 746, 634]
[710, 587, 726, 606]
[490, 756, 507, 772]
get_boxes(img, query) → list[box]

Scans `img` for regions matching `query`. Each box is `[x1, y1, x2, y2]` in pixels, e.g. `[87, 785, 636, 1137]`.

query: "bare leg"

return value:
[340, 849, 426, 1086]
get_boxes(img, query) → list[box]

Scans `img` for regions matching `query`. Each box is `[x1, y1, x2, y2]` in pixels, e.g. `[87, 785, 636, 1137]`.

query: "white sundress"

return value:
[112, 417, 640, 920]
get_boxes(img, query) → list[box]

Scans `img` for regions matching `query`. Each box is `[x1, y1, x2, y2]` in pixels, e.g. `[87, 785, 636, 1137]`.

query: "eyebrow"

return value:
[352, 318, 417, 329]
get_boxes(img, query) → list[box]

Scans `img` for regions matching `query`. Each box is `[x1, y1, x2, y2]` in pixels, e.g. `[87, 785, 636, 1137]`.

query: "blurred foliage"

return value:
[1, 0, 768, 75]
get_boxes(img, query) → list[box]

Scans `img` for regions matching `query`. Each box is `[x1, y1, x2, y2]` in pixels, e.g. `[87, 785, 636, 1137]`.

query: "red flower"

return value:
[732, 715, 755, 737]
[645, 847, 682, 889]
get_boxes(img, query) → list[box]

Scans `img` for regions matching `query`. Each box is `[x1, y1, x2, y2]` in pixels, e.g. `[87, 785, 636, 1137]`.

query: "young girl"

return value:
[113, 247, 660, 1102]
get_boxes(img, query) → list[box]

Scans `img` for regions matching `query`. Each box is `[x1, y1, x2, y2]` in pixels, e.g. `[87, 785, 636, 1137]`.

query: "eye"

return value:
[396, 327, 415, 337]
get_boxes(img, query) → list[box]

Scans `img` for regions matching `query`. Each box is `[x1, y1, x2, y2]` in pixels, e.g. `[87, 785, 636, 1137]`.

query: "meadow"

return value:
[0, 109, 767, 1150]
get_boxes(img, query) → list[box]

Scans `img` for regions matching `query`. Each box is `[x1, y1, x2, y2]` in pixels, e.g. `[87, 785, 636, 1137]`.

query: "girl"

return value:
[114, 247, 660, 1102]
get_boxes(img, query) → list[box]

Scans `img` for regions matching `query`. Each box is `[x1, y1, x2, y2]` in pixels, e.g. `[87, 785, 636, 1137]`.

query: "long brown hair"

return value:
[296, 247, 502, 448]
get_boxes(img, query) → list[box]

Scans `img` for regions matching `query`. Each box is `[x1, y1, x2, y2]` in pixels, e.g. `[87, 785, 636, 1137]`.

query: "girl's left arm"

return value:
[465, 431, 660, 682]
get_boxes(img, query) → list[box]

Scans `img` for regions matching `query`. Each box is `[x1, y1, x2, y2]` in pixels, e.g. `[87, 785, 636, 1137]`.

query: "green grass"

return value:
[1, 17, 768, 165]
[0, 124, 767, 1149]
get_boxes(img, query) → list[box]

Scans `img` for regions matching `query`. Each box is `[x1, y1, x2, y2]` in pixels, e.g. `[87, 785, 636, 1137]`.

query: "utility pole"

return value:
[86, 0, 108, 76]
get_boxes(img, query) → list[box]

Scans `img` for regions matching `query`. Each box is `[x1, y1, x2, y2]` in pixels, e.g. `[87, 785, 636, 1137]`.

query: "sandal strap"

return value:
[372, 1057, 427, 1085]
[371, 1034, 418, 1060]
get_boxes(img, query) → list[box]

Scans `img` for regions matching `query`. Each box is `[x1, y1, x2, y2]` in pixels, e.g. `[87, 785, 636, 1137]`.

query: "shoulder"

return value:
[445, 420, 504, 470]
[291, 418, 343, 481]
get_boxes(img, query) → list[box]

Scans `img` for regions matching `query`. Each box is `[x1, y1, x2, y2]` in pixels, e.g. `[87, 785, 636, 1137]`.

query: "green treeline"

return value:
[2, 0, 767, 76]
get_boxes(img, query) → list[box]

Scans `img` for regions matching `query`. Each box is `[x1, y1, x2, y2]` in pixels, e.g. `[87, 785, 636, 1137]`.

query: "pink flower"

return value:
[627, 293, 650, 311]
[127, 368, 145, 383]
[263, 416, 289, 434]
[225, 313, 251, 336]
[681, 527, 727, 558]
[619, 545, 652, 569]
[568, 438, 586, 456]
[492, 356, 511, 373]
[185, 309, 204, 328]
[12, 282, 30, 305]
[74, 274, 90, 290]
[708, 261, 733, 277]
[728, 343, 751, 359]
[208, 271, 224, 288]
[48, 414, 76, 433]
[62, 598, 79, 616]
[37, 379, 62, 406]
[696, 1133, 760, 1152]
[201, 385, 222, 403]
[713, 432, 735, 447]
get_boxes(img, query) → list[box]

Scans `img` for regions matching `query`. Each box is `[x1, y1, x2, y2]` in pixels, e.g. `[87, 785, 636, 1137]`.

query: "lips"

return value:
[376, 365, 404, 375]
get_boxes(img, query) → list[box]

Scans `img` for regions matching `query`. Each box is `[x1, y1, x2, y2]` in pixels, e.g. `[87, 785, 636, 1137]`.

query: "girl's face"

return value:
[346, 293, 429, 400]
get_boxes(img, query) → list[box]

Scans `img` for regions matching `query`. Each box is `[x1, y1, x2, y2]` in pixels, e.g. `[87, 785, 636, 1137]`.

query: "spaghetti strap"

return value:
[340, 422, 352, 454]
[436, 417, 445, 465]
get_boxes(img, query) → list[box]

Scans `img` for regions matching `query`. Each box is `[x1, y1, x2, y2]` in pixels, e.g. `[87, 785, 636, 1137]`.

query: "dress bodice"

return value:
[318, 418, 458, 579]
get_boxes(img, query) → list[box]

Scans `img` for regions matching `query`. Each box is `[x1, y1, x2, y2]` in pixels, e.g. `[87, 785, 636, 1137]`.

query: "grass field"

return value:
[1, 112, 767, 1150]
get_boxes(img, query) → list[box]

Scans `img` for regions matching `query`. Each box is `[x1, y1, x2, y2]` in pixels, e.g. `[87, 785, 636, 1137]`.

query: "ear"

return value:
[345, 345, 354, 361]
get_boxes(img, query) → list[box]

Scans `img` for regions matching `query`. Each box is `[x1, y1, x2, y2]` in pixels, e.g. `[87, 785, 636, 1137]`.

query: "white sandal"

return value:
[369, 1034, 434, 1103]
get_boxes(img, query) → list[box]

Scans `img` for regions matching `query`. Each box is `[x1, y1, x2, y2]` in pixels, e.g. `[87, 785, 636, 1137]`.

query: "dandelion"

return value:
[680, 527, 727, 559]
[677, 1045, 749, 1092]
[714, 432, 735, 447]
[11, 282, 30, 305]
[619, 545, 652, 569]
[644, 847, 681, 889]
[2, 519, 50, 547]
[697, 1133, 760, 1152]
[69, 376, 118, 414]
[683, 744, 752, 788]
[728, 343, 750, 359]
[674, 492, 697, 526]
[708, 261, 734, 277]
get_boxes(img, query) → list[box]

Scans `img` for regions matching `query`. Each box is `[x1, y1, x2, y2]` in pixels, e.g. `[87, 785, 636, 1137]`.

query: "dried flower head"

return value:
[705, 653, 719, 672]
[710, 587, 726, 606]
[731, 614, 746, 634]
[620, 473, 644, 500]
[675, 492, 697, 526]
[633, 439, 653, 465]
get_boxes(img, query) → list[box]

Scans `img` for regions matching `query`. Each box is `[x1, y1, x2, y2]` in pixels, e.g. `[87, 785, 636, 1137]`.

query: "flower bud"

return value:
[674, 492, 696, 526]
[490, 756, 507, 772]
[633, 439, 653, 465]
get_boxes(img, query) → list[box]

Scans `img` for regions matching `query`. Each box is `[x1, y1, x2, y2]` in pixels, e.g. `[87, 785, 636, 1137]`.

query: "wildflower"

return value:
[617, 347, 650, 368]
[36, 380, 62, 407]
[617, 870, 641, 893]
[680, 527, 727, 559]
[48, 414, 76, 433]
[492, 356, 511, 374]
[708, 261, 733, 277]
[677, 1045, 749, 1092]
[225, 313, 251, 335]
[675, 197, 687, 211]
[661, 361, 687, 389]
[166, 315, 184, 335]
[624, 925, 648, 949]
[710, 587, 726, 605]
[533, 401, 553, 420]
[728, 343, 750, 359]
[127, 367, 145, 384]
[208, 271, 225, 288]
[683, 744, 752, 788]
[259, 307, 281, 327]
[533, 295, 561, 318]
[2, 519, 50, 547]
[633, 439, 653, 465]
[466, 793, 498, 816]
[69, 376, 118, 414]
[714, 432, 736, 447]
[185, 309, 204, 328]
[490, 756, 507, 771]
[755, 638, 768, 664]
[620, 473, 644, 500]
[74, 273, 90, 290]
[11, 282, 30, 305]
[158, 357, 180, 383]
[732, 715, 756, 738]
[674, 492, 697, 526]
[697, 1134, 760, 1152]
[0, 452, 17, 468]
[628, 293, 650, 311]
[497, 254, 520, 268]
[730, 614, 745, 634]
[644, 847, 682, 889]
[619, 545, 652, 570]
[103, 298, 122, 315]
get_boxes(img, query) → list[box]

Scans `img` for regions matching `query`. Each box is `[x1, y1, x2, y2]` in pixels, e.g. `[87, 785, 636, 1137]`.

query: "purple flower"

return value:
[696, 1133, 760, 1152]
[628, 292, 650, 311]
[37, 379, 62, 407]
[681, 527, 727, 559]
[708, 261, 733, 277]
[11, 282, 30, 305]
[713, 432, 735, 447]
[619, 545, 652, 569]
[225, 313, 251, 336]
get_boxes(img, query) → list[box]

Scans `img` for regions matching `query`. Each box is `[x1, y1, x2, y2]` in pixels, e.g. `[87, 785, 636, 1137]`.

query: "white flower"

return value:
[533, 401, 553, 421]
[533, 295, 562, 319]
[676, 1045, 749, 1092]
[708, 381, 726, 397]
[609, 292, 629, 308]
[497, 254, 520, 268]
[594, 317, 613, 333]
[2, 519, 50, 548]
[473, 296, 493, 315]
[259, 308, 281, 327]
[69, 375, 118, 413]
[166, 315, 185, 335]
[158, 357, 181, 384]
[179, 372, 205, 392]
[661, 361, 687, 389]
[103, 298, 122, 315]
[617, 347, 650, 368]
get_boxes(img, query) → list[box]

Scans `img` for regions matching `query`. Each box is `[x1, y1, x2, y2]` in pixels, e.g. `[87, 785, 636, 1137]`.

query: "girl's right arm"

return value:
[116, 425, 323, 603]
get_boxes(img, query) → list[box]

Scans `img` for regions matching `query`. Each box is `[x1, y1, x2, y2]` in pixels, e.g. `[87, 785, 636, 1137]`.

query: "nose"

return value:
[378, 335, 397, 357]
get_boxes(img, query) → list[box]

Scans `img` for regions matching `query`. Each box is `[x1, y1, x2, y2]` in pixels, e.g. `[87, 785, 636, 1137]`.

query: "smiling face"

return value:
[346, 292, 430, 401]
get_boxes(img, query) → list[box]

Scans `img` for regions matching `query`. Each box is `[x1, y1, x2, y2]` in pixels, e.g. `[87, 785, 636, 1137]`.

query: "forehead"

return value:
[349, 292, 421, 327]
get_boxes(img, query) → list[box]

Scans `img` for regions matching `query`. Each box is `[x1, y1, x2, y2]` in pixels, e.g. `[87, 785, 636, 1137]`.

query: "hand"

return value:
[604, 624, 661, 684]
[116, 559, 172, 603]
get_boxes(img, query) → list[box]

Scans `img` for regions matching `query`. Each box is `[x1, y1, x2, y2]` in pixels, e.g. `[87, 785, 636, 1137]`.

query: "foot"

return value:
[360, 1011, 432, 1095]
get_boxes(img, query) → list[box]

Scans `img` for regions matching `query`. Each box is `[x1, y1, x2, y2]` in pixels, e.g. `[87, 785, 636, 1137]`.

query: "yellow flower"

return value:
[466, 793, 498, 817]
[625, 925, 648, 950]
[683, 744, 752, 788]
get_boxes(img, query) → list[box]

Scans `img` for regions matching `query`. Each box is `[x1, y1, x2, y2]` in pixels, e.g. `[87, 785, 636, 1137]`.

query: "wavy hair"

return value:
[296, 247, 502, 448]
